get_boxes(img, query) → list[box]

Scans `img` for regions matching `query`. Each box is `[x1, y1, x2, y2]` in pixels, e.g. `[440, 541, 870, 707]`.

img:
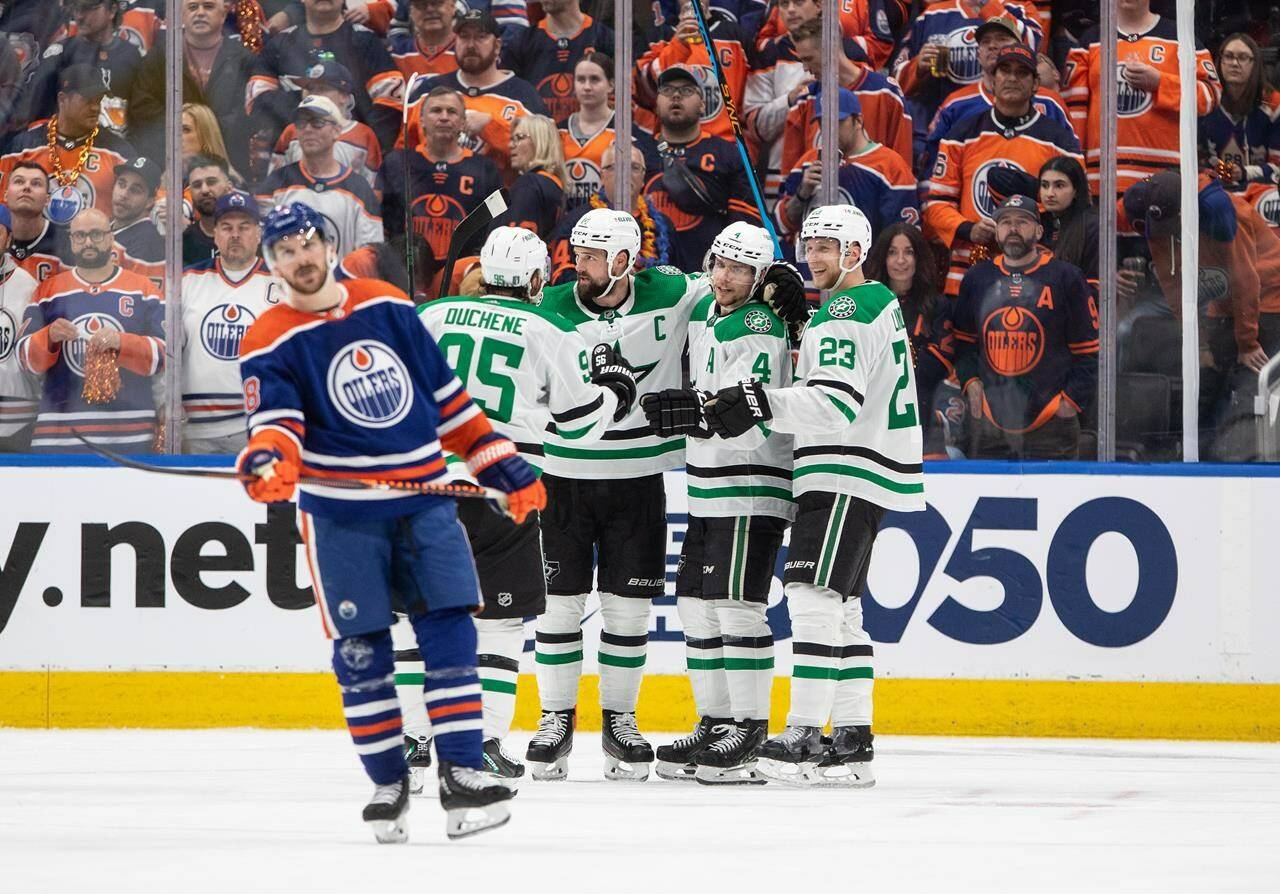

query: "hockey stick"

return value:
[687, 0, 783, 259]
[437, 188, 509, 299]
[402, 71, 423, 296]
[71, 431, 508, 505]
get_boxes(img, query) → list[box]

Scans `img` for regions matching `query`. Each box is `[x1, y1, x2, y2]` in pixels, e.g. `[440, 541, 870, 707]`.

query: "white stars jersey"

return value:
[537, 265, 710, 479]
[687, 293, 794, 520]
[0, 259, 40, 436]
[418, 294, 619, 470]
[767, 280, 925, 512]
[180, 258, 281, 440]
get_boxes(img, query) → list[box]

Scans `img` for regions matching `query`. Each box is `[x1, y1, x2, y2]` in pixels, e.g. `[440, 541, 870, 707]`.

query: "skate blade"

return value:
[445, 803, 511, 840]
[756, 757, 823, 788]
[528, 758, 569, 781]
[811, 762, 876, 789]
[694, 763, 767, 786]
[603, 755, 650, 782]
[408, 766, 428, 796]
[367, 816, 409, 844]
[654, 760, 698, 782]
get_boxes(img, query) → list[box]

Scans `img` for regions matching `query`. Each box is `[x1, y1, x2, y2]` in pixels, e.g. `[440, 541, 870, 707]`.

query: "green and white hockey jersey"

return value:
[419, 295, 619, 470]
[687, 294, 795, 521]
[538, 266, 710, 479]
[767, 280, 925, 512]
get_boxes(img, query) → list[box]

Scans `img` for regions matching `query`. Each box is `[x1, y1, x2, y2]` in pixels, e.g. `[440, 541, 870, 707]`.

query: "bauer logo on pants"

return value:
[326, 341, 414, 428]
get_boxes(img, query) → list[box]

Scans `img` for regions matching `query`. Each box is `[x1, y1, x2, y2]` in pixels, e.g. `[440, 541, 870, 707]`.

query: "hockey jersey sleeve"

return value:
[768, 314, 880, 436]
[949, 268, 981, 391]
[1151, 46, 1220, 117]
[1061, 265, 1100, 412]
[542, 326, 619, 444]
[16, 283, 57, 375]
[117, 285, 165, 377]
[922, 134, 969, 246]
[240, 327, 307, 465]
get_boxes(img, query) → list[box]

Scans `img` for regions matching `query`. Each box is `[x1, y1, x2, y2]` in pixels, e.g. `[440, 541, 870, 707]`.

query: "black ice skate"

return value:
[437, 759, 514, 840]
[694, 719, 769, 786]
[404, 733, 433, 795]
[525, 709, 575, 781]
[755, 725, 826, 787]
[362, 774, 410, 844]
[655, 715, 730, 781]
[814, 725, 876, 788]
[602, 709, 654, 782]
[482, 737, 525, 789]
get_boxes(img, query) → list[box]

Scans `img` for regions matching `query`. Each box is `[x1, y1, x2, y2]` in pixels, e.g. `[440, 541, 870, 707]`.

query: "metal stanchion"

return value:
[613, 0, 634, 212]
[163, 0, 184, 454]
[818, 5, 839, 208]
[1097, 1, 1118, 461]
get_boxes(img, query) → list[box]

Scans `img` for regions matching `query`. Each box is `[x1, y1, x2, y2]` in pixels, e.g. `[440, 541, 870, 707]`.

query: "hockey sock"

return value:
[390, 616, 431, 739]
[715, 599, 774, 722]
[831, 597, 874, 727]
[475, 616, 525, 740]
[783, 582, 843, 728]
[598, 592, 651, 713]
[332, 628, 406, 785]
[409, 607, 483, 769]
[534, 592, 588, 712]
[676, 596, 729, 717]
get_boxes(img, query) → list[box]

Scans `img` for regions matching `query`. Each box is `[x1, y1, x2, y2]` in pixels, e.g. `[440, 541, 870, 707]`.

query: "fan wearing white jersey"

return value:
[704, 205, 925, 788]
[641, 222, 798, 786]
[402, 227, 637, 790]
[180, 191, 278, 453]
[0, 208, 40, 452]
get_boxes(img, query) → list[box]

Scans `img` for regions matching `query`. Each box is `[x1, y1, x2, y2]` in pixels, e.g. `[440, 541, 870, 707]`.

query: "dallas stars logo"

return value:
[827, 296, 857, 319]
[609, 338, 658, 382]
[744, 309, 772, 333]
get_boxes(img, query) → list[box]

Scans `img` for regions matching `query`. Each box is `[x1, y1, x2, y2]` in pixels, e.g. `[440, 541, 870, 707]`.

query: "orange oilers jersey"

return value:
[9, 221, 66, 284]
[272, 119, 384, 191]
[1242, 181, 1280, 236]
[924, 108, 1080, 295]
[637, 25, 751, 149]
[388, 32, 459, 80]
[1063, 17, 1220, 200]
[559, 116, 614, 207]
[0, 126, 133, 222]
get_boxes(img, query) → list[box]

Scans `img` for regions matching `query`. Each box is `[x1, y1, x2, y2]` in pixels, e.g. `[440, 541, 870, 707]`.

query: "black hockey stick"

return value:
[71, 431, 507, 504]
[402, 71, 424, 296]
[437, 188, 509, 299]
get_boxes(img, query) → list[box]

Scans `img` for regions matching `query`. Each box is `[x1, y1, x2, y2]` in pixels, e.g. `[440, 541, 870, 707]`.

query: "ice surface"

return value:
[2, 730, 1277, 893]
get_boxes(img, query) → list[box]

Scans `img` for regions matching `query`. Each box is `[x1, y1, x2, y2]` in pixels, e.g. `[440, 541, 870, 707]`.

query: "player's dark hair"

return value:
[576, 52, 614, 83]
[8, 160, 50, 181]
[863, 222, 939, 328]
[1217, 33, 1269, 119]
[1039, 155, 1094, 275]
[185, 153, 230, 181]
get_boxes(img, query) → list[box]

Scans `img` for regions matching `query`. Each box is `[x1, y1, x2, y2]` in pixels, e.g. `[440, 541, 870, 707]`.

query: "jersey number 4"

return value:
[437, 333, 524, 423]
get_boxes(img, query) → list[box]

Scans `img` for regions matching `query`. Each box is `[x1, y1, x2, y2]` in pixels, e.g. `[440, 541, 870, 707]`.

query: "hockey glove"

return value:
[703, 379, 772, 439]
[589, 343, 638, 422]
[755, 262, 810, 329]
[466, 432, 547, 524]
[236, 442, 299, 504]
[640, 389, 704, 437]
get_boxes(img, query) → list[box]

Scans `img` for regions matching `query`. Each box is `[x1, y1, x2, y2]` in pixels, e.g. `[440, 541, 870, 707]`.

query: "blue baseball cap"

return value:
[214, 190, 261, 223]
[0, 204, 11, 233]
[814, 86, 862, 121]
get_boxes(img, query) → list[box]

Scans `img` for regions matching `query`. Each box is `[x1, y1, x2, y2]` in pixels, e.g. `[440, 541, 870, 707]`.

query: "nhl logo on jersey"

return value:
[0, 308, 16, 361]
[826, 296, 856, 319]
[201, 304, 258, 361]
[744, 309, 773, 333]
[326, 340, 415, 428]
[65, 313, 124, 377]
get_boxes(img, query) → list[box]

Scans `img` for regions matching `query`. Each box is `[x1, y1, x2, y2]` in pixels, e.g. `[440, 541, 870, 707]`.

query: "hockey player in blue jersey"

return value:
[236, 202, 546, 843]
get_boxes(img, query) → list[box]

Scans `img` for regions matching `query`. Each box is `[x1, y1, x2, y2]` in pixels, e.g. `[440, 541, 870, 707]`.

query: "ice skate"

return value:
[403, 734, 433, 795]
[812, 725, 876, 788]
[602, 709, 653, 782]
[694, 720, 768, 786]
[362, 774, 410, 844]
[755, 725, 827, 786]
[655, 715, 730, 781]
[525, 709, 575, 780]
[482, 737, 525, 790]
[437, 760, 513, 839]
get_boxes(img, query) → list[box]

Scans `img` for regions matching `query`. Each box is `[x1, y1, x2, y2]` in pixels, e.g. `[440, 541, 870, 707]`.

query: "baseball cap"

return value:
[993, 193, 1041, 223]
[294, 94, 348, 128]
[994, 44, 1037, 75]
[975, 14, 1023, 43]
[657, 66, 699, 89]
[300, 59, 354, 94]
[1123, 171, 1181, 237]
[214, 190, 261, 223]
[114, 156, 162, 192]
[453, 8, 499, 35]
[814, 86, 862, 121]
[0, 204, 11, 234]
[59, 63, 111, 99]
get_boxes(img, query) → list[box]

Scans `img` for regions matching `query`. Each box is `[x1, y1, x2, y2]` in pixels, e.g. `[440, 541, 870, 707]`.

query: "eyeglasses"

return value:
[511, 132, 532, 143]
[70, 230, 111, 244]
[658, 85, 699, 99]
[1222, 52, 1255, 64]
[295, 116, 334, 130]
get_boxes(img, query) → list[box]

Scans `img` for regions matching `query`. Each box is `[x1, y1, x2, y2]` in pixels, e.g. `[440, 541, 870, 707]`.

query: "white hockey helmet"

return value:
[797, 204, 874, 273]
[480, 226, 550, 300]
[570, 207, 642, 275]
[705, 221, 775, 290]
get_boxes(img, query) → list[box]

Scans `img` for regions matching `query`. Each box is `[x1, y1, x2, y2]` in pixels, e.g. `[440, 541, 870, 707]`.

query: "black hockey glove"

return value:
[704, 379, 772, 439]
[589, 343, 638, 422]
[640, 389, 705, 437]
[754, 261, 811, 329]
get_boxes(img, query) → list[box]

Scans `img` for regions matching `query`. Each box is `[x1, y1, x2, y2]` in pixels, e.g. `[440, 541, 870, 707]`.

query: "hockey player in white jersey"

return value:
[703, 205, 925, 788]
[641, 222, 798, 785]
[180, 191, 278, 453]
[408, 227, 638, 790]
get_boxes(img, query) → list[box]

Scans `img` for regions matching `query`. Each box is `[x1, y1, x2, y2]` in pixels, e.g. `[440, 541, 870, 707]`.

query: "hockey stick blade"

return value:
[437, 188, 509, 299]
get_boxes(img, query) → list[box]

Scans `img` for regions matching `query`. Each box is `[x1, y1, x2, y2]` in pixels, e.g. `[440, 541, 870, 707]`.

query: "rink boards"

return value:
[1, 458, 1277, 740]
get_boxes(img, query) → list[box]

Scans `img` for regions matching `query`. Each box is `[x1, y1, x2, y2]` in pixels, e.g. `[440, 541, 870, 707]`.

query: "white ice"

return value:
[2, 730, 1277, 893]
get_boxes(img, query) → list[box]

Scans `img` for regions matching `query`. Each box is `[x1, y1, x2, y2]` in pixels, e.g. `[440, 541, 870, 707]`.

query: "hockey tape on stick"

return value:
[687, 1, 783, 259]
[437, 188, 510, 299]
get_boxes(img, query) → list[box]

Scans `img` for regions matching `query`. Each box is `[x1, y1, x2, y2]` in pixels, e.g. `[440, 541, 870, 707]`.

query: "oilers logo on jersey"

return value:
[1197, 267, 1231, 305]
[565, 158, 603, 206]
[937, 29, 982, 83]
[47, 182, 93, 226]
[326, 341, 414, 428]
[1116, 66, 1154, 117]
[1253, 187, 1280, 228]
[982, 305, 1044, 377]
[0, 309, 16, 361]
[65, 314, 124, 376]
[201, 304, 259, 361]
[972, 159, 1028, 219]
[690, 64, 727, 123]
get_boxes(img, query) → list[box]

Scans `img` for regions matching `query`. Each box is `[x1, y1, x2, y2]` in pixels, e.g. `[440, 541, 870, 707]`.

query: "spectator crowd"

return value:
[0, 0, 1275, 460]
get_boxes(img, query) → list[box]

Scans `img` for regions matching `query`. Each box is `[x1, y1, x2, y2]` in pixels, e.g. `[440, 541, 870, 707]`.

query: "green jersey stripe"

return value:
[688, 484, 794, 502]
[598, 652, 647, 668]
[535, 650, 584, 665]
[545, 439, 685, 460]
[794, 464, 925, 494]
[481, 679, 519, 694]
[792, 664, 838, 680]
[837, 667, 874, 680]
[687, 657, 725, 670]
[723, 656, 775, 671]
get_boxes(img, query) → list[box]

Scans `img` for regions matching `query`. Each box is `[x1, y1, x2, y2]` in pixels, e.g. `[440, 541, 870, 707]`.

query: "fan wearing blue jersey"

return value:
[236, 202, 545, 844]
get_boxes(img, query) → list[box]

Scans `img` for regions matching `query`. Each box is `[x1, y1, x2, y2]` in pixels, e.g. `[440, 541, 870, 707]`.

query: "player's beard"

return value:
[1001, 234, 1031, 261]
[283, 261, 330, 295]
[575, 272, 609, 303]
[458, 47, 496, 75]
[72, 245, 108, 268]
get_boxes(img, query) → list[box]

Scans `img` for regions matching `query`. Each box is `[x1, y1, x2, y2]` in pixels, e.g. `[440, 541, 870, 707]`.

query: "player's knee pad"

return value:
[843, 598, 870, 644]
[784, 581, 844, 631]
[332, 628, 395, 688]
[677, 595, 718, 639]
[539, 592, 588, 633]
[713, 599, 770, 638]
[475, 616, 525, 658]
[408, 606, 478, 672]
[599, 591, 650, 636]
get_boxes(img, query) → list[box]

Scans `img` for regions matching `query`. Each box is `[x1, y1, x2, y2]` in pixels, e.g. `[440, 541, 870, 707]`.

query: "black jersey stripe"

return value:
[478, 653, 522, 673]
[536, 630, 584, 644]
[807, 378, 865, 405]
[551, 394, 604, 423]
[685, 463, 793, 481]
[514, 441, 545, 457]
[600, 631, 649, 647]
[791, 641, 838, 657]
[721, 634, 775, 649]
[794, 445, 922, 475]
